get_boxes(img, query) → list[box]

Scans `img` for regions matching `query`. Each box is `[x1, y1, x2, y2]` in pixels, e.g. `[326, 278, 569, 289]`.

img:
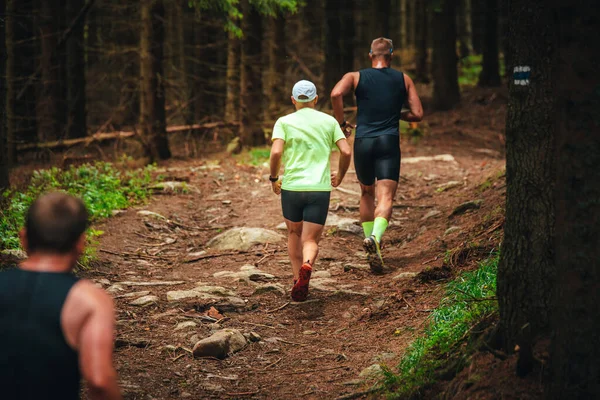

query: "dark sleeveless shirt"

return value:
[355, 67, 407, 138]
[0, 268, 81, 400]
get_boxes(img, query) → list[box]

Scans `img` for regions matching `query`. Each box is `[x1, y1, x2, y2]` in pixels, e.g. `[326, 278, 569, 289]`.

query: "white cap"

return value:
[292, 80, 317, 103]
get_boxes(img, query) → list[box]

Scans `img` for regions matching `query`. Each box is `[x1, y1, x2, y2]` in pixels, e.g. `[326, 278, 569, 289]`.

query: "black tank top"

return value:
[0, 268, 81, 400]
[355, 67, 407, 138]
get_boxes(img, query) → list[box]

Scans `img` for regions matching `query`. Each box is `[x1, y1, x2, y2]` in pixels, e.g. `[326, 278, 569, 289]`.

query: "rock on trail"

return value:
[206, 227, 283, 251]
[192, 329, 247, 359]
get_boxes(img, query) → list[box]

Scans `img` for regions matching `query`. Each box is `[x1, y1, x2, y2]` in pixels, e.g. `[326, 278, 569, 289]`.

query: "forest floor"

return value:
[83, 87, 511, 399]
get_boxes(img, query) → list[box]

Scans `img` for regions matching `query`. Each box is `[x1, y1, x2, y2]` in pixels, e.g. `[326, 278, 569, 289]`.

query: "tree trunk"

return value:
[224, 32, 240, 123]
[400, 0, 407, 49]
[549, 1, 600, 397]
[407, 0, 416, 49]
[140, 0, 170, 160]
[239, 0, 264, 147]
[431, 0, 460, 110]
[353, 0, 370, 70]
[66, 0, 87, 138]
[173, 0, 192, 126]
[0, 3, 9, 192]
[374, 0, 390, 38]
[324, 0, 343, 98]
[38, 0, 67, 141]
[457, 0, 473, 59]
[6, 0, 37, 156]
[264, 16, 286, 122]
[415, 0, 430, 82]
[478, 0, 501, 86]
[497, 0, 557, 376]
[470, 0, 483, 54]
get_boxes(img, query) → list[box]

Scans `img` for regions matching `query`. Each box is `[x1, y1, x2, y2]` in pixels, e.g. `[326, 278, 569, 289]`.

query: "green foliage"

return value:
[458, 55, 507, 87]
[382, 253, 499, 398]
[0, 162, 158, 266]
[235, 146, 271, 166]
[188, 0, 298, 37]
[400, 120, 424, 144]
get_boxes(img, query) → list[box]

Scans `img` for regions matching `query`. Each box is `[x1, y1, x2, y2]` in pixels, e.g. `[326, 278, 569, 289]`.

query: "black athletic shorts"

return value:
[281, 190, 331, 225]
[353, 134, 401, 185]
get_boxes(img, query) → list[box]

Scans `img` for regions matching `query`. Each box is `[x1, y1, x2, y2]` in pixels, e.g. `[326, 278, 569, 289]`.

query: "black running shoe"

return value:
[363, 235, 384, 273]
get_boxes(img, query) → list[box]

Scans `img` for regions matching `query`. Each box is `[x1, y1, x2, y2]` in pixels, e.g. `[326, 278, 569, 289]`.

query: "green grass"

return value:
[382, 253, 499, 399]
[0, 161, 158, 267]
[459, 55, 507, 87]
[235, 146, 272, 166]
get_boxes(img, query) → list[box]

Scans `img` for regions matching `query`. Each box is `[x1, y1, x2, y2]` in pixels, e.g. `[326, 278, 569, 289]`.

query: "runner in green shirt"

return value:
[269, 80, 352, 302]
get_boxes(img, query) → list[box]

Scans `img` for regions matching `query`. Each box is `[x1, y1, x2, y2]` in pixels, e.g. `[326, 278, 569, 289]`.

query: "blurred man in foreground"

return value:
[0, 192, 121, 400]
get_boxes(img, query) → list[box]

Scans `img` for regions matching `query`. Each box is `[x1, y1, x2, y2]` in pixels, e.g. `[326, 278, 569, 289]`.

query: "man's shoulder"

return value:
[70, 279, 114, 309]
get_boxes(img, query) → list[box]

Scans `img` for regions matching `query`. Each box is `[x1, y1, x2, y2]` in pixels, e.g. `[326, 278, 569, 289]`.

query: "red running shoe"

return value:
[291, 262, 312, 302]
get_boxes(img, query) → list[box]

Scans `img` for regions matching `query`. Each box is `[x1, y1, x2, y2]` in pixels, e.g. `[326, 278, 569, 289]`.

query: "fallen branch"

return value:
[17, 122, 240, 152]
[266, 302, 290, 313]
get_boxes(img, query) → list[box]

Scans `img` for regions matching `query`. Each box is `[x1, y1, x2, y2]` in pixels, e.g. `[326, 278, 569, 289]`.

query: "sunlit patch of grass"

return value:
[381, 253, 499, 399]
[459, 54, 506, 87]
[0, 162, 159, 268]
[235, 146, 272, 166]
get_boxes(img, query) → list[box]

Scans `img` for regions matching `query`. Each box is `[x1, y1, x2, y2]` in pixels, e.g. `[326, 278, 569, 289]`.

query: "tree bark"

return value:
[457, 0, 473, 59]
[400, 0, 407, 49]
[38, 0, 67, 141]
[470, 0, 483, 54]
[324, 0, 343, 98]
[239, 0, 264, 147]
[0, 2, 9, 192]
[549, 1, 600, 397]
[140, 0, 171, 160]
[415, 0, 430, 83]
[497, 0, 557, 376]
[353, 0, 370, 70]
[66, 0, 87, 138]
[431, 0, 460, 110]
[478, 0, 501, 87]
[264, 16, 286, 122]
[407, 0, 416, 49]
[224, 32, 240, 123]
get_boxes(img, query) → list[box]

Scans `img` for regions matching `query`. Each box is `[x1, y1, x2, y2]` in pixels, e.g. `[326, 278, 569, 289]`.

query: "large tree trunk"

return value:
[66, 0, 87, 138]
[38, 0, 67, 141]
[324, 0, 354, 104]
[353, 0, 370, 70]
[497, 0, 557, 376]
[431, 0, 460, 110]
[478, 0, 501, 86]
[239, 0, 264, 147]
[549, 1, 600, 397]
[140, 0, 170, 160]
[0, 3, 9, 192]
[224, 32, 240, 123]
[415, 0, 430, 82]
[264, 16, 287, 122]
[400, 0, 407, 49]
[457, 0, 473, 59]
[470, 0, 483, 54]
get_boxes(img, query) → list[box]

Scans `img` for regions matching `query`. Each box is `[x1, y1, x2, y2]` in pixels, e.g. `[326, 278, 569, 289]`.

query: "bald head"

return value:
[25, 192, 89, 254]
[370, 37, 393, 57]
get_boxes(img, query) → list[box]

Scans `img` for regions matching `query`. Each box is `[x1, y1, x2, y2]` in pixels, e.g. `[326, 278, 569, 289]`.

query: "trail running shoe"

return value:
[291, 262, 312, 302]
[364, 235, 384, 274]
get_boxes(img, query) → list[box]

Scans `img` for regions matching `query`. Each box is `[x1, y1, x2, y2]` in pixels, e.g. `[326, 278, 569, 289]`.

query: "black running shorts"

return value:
[281, 190, 331, 225]
[353, 134, 401, 185]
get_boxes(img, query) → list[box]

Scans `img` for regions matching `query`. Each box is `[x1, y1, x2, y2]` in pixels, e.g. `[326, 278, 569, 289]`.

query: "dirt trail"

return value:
[86, 88, 507, 399]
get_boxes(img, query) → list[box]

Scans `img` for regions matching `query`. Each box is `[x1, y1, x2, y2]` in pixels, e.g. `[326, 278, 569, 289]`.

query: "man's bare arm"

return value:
[400, 74, 424, 122]
[331, 72, 358, 125]
[77, 285, 122, 400]
[332, 138, 352, 187]
[269, 139, 284, 179]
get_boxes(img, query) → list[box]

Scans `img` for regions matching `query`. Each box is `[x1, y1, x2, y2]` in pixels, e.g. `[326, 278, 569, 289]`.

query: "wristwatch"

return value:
[269, 176, 279, 182]
[340, 120, 348, 128]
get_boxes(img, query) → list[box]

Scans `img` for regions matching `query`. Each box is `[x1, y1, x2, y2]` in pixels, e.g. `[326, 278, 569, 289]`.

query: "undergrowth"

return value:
[235, 146, 271, 166]
[459, 55, 506, 86]
[382, 252, 499, 399]
[0, 161, 158, 267]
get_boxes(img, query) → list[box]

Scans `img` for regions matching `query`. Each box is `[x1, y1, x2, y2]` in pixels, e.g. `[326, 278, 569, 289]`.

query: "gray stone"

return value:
[1, 249, 27, 260]
[118, 280, 185, 287]
[253, 283, 285, 296]
[111, 209, 126, 216]
[310, 278, 338, 292]
[372, 352, 397, 363]
[174, 321, 198, 331]
[200, 383, 225, 393]
[192, 329, 248, 359]
[189, 334, 201, 346]
[137, 210, 167, 220]
[312, 270, 332, 279]
[129, 295, 159, 306]
[421, 210, 441, 221]
[359, 364, 383, 379]
[214, 297, 247, 312]
[245, 332, 262, 342]
[206, 227, 283, 251]
[444, 226, 462, 236]
[343, 263, 370, 272]
[450, 200, 484, 217]
[166, 286, 235, 302]
[213, 265, 275, 282]
[114, 291, 151, 299]
[149, 181, 200, 194]
[402, 154, 456, 164]
[392, 272, 418, 280]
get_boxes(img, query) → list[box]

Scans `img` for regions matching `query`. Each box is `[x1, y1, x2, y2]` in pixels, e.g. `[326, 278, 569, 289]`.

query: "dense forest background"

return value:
[0, 0, 505, 186]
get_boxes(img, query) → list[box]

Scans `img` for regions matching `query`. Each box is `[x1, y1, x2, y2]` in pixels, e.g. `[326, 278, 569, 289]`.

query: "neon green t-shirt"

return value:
[272, 107, 346, 192]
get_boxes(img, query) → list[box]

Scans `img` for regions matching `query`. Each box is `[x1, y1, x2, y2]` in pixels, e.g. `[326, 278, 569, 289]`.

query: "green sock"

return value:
[362, 221, 374, 238]
[372, 217, 389, 243]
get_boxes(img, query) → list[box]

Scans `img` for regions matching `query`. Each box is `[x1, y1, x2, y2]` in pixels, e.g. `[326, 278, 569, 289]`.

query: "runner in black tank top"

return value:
[331, 37, 423, 273]
[0, 192, 121, 399]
